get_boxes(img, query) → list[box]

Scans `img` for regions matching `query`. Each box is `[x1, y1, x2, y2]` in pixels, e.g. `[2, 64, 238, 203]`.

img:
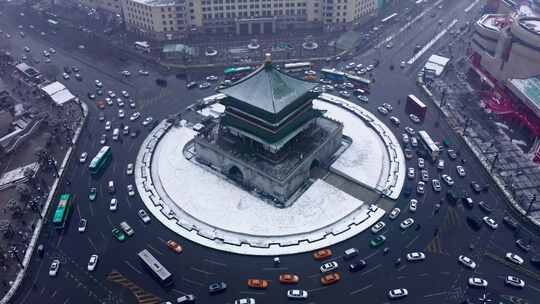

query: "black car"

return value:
[466, 216, 482, 231]
[63, 66, 71, 74]
[208, 282, 227, 294]
[403, 186, 412, 197]
[478, 201, 493, 214]
[470, 181, 482, 193]
[72, 66, 80, 73]
[156, 78, 167, 87]
[96, 89, 103, 96]
[516, 239, 532, 252]
[349, 260, 367, 272]
[503, 216, 519, 231]
[447, 149, 457, 160]
[446, 190, 459, 204]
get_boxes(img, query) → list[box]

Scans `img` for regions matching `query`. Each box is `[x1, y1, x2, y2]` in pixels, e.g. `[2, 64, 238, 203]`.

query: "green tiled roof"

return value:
[509, 76, 540, 112]
[218, 61, 317, 114]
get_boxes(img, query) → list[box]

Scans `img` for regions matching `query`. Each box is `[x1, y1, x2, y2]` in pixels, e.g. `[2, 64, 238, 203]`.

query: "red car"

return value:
[279, 274, 299, 284]
[313, 248, 332, 261]
[96, 100, 105, 109]
[166, 240, 182, 253]
[247, 279, 269, 289]
[320, 273, 341, 285]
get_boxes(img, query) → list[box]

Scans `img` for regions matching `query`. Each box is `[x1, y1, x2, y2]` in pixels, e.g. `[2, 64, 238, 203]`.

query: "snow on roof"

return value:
[41, 81, 65, 95]
[40, 81, 75, 105]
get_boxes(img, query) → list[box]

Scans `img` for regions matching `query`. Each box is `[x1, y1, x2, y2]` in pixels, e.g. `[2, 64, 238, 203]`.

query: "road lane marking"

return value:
[124, 260, 143, 275]
[407, 19, 458, 65]
[171, 289, 188, 296]
[190, 267, 214, 276]
[405, 235, 420, 249]
[262, 267, 288, 271]
[239, 291, 266, 295]
[51, 290, 57, 298]
[106, 214, 112, 226]
[464, 0, 480, 13]
[147, 244, 164, 256]
[182, 277, 204, 287]
[360, 264, 382, 276]
[424, 291, 447, 298]
[350, 284, 373, 295]
[307, 286, 328, 293]
[362, 250, 379, 260]
[528, 284, 540, 293]
[55, 235, 64, 249]
[88, 202, 94, 217]
[204, 259, 227, 267]
[87, 237, 97, 252]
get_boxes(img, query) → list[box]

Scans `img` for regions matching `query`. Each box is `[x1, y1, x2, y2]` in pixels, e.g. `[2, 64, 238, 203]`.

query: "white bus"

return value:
[283, 62, 313, 73]
[381, 13, 398, 23]
[418, 130, 440, 160]
[138, 249, 173, 286]
[134, 41, 151, 53]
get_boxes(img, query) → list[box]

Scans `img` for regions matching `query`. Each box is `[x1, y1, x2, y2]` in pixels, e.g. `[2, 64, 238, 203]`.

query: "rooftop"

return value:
[519, 17, 540, 35]
[130, 0, 175, 7]
[508, 75, 540, 113]
[219, 55, 317, 114]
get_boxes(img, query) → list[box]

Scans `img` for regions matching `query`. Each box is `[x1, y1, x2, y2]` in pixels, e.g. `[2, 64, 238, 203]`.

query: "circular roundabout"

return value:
[135, 93, 406, 255]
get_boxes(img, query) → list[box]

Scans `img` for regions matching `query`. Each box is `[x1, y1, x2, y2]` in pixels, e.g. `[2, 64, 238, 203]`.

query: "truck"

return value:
[405, 94, 427, 120]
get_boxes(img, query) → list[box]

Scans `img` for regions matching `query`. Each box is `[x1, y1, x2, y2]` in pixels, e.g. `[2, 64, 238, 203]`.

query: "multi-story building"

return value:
[79, 0, 123, 14]
[118, 0, 377, 40]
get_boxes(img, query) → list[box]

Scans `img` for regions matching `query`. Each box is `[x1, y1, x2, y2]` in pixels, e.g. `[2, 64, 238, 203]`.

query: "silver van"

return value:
[344, 248, 359, 260]
[119, 221, 135, 236]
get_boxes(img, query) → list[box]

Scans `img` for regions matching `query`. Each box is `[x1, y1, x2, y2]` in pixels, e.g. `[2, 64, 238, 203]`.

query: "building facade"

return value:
[117, 0, 376, 40]
[79, 0, 123, 14]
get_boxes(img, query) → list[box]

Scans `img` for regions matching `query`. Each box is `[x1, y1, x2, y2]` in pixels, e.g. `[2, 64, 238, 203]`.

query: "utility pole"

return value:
[526, 194, 537, 216]
[463, 117, 471, 136]
[490, 152, 499, 173]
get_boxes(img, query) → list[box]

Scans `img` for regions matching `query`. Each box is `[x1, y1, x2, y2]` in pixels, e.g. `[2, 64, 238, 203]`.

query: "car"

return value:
[348, 260, 367, 272]
[89, 188, 97, 201]
[112, 227, 126, 241]
[23, 46, 30, 52]
[164, 239, 183, 253]
[389, 116, 400, 127]
[95, 80, 103, 88]
[421, 169, 429, 182]
[105, 98, 113, 105]
[468, 277, 488, 288]
[126, 163, 134, 175]
[339, 90, 351, 98]
[48, 48, 56, 54]
[77, 218, 88, 232]
[49, 259, 60, 276]
[458, 255, 477, 269]
[482, 216, 498, 229]
[138, 209, 151, 224]
[199, 82, 211, 89]
[234, 299, 254, 304]
[407, 167, 415, 179]
[505, 276, 525, 288]
[313, 248, 332, 260]
[344, 248, 359, 260]
[208, 282, 227, 294]
[418, 158, 425, 168]
[410, 136, 418, 147]
[62, 72, 70, 80]
[442, 174, 454, 186]
[119, 221, 134, 237]
[370, 235, 387, 247]
[409, 199, 418, 212]
[447, 149, 457, 160]
[287, 289, 308, 299]
[515, 239, 532, 252]
[127, 184, 136, 197]
[320, 273, 340, 285]
[112, 128, 120, 141]
[320, 261, 338, 273]
[455, 165, 466, 177]
[117, 98, 125, 107]
[121, 70, 131, 77]
[478, 201, 493, 214]
[138, 70, 149, 76]
[130, 112, 141, 121]
[206, 75, 219, 81]
[100, 134, 107, 145]
[356, 95, 369, 103]
[409, 114, 421, 123]
[247, 279, 269, 289]
[109, 198, 118, 211]
[387, 207, 401, 220]
[400, 218, 415, 230]
[42, 50, 50, 57]
[87, 93, 96, 100]
[118, 109, 125, 118]
[87, 254, 98, 271]
[176, 294, 196, 303]
[388, 288, 408, 299]
[129, 101, 136, 108]
[406, 252, 425, 262]
[503, 216, 519, 230]
[71, 66, 80, 73]
[79, 152, 88, 163]
[436, 159, 445, 170]
[371, 221, 386, 233]
[142, 117, 153, 126]
[105, 121, 111, 131]
[123, 125, 130, 135]
[471, 181, 482, 193]
[377, 106, 389, 115]
[506, 252, 524, 265]
[417, 181, 425, 194]
[432, 179, 442, 192]
[121, 90, 129, 98]
[74, 73, 82, 81]
[402, 133, 409, 144]
[107, 90, 116, 98]
[404, 148, 413, 159]
[405, 127, 415, 135]
[279, 274, 299, 284]
[382, 103, 393, 111]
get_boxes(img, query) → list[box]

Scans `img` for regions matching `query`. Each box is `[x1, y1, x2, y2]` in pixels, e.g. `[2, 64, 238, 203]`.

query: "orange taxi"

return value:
[313, 248, 332, 261]
[96, 100, 105, 109]
[166, 240, 182, 254]
[320, 273, 341, 285]
[279, 273, 299, 284]
[247, 279, 269, 289]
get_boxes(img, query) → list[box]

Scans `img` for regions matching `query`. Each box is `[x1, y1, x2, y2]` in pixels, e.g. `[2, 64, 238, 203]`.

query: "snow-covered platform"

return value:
[134, 96, 404, 255]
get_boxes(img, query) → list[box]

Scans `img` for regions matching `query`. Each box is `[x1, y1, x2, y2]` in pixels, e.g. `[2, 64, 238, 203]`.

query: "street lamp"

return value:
[526, 194, 537, 216]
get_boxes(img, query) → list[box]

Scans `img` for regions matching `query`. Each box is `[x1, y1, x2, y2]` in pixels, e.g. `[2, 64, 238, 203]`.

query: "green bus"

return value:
[52, 194, 71, 229]
[223, 66, 253, 80]
[89, 146, 111, 175]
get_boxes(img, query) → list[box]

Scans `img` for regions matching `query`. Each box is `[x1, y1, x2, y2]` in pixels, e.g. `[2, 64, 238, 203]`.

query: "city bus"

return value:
[283, 62, 313, 74]
[52, 194, 72, 229]
[381, 13, 398, 24]
[418, 130, 440, 161]
[345, 73, 372, 91]
[223, 66, 253, 81]
[138, 249, 173, 286]
[320, 68, 345, 82]
[134, 41, 151, 53]
[89, 146, 111, 175]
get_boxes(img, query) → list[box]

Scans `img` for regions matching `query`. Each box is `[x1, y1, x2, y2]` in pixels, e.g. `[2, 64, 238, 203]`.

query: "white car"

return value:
[417, 181, 425, 195]
[287, 289, 308, 299]
[234, 299, 255, 304]
[126, 163, 134, 175]
[49, 48, 56, 54]
[421, 169, 429, 182]
[105, 121, 111, 131]
[130, 112, 141, 121]
[121, 70, 131, 77]
[458, 255, 477, 269]
[437, 159, 445, 170]
[107, 90, 116, 98]
[105, 97, 113, 105]
[121, 90, 129, 98]
[432, 179, 441, 192]
[390, 116, 400, 127]
[410, 137, 418, 147]
[176, 295, 196, 303]
[382, 103, 393, 111]
[78, 218, 87, 232]
[62, 72, 70, 80]
[505, 276, 525, 288]
[402, 133, 409, 144]
[406, 252, 426, 261]
[418, 158, 425, 168]
[400, 218, 415, 230]
[95, 80, 103, 88]
[405, 127, 415, 135]
[142, 117, 153, 126]
[388, 288, 408, 299]
[49, 259, 60, 276]
[377, 106, 389, 115]
[138, 70, 149, 76]
[456, 165, 466, 177]
[409, 199, 418, 212]
[407, 167, 415, 179]
[505, 252, 524, 265]
[468, 277, 488, 288]
[483, 216, 498, 229]
[118, 109, 125, 118]
[79, 152, 88, 163]
[127, 184, 136, 197]
[409, 114, 421, 123]
[199, 82, 211, 89]
[138, 209, 151, 224]
[100, 134, 107, 145]
[371, 221, 386, 234]
[109, 198, 118, 211]
[389, 208, 401, 220]
[206, 75, 219, 81]
[441, 174, 454, 186]
[123, 125, 130, 135]
[87, 254, 98, 272]
[23, 46, 30, 52]
[320, 261, 338, 273]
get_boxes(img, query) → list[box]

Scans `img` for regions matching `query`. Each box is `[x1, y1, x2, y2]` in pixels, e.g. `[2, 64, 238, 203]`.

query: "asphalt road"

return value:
[2, 0, 540, 304]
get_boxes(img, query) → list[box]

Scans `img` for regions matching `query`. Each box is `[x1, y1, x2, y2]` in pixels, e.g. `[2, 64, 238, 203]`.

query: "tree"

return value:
[15, 184, 31, 200]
